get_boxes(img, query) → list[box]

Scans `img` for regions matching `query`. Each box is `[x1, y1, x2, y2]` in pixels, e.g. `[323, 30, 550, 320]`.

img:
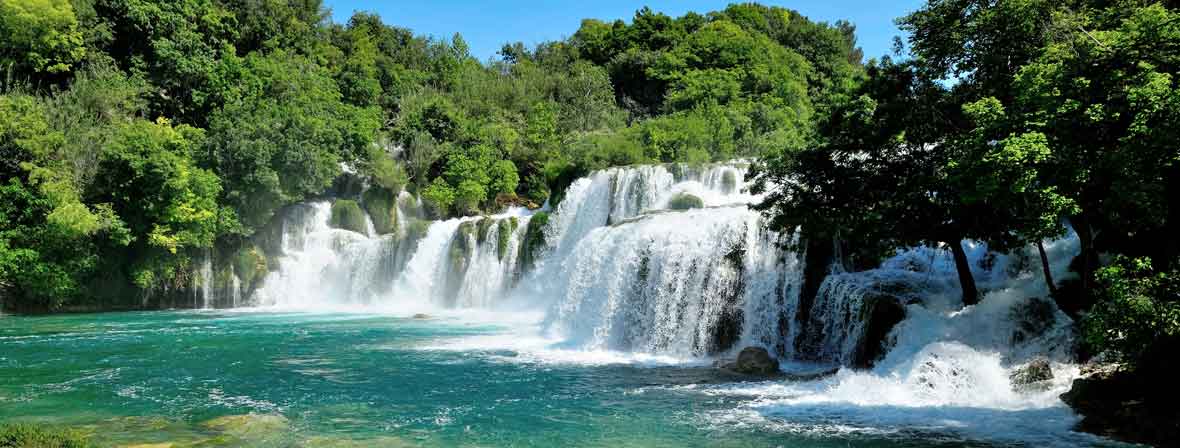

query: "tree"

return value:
[203, 51, 380, 231]
[0, 0, 85, 84]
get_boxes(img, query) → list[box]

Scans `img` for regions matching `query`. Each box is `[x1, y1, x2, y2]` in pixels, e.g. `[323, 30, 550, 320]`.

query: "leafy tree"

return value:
[89, 118, 222, 291]
[0, 0, 86, 84]
[204, 50, 380, 231]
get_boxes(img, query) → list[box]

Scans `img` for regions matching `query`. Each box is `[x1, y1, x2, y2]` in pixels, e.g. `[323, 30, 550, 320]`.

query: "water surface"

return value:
[0, 311, 1112, 447]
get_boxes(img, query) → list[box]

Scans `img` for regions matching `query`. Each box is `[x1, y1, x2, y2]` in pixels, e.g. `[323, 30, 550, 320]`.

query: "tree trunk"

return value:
[949, 240, 979, 306]
[1037, 241, 1057, 297]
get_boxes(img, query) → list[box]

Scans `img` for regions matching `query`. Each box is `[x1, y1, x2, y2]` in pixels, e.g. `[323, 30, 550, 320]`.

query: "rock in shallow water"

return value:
[731, 346, 780, 375]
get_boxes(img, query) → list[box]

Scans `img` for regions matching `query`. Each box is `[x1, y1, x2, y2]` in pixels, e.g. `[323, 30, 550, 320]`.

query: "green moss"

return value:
[0, 424, 92, 448]
[667, 193, 704, 210]
[404, 218, 431, 242]
[329, 199, 368, 234]
[361, 188, 399, 235]
[721, 170, 738, 193]
[519, 212, 549, 272]
[451, 221, 477, 269]
[496, 217, 519, 260]
[233, 246, 268, 291]
[476, 217, 494, 245]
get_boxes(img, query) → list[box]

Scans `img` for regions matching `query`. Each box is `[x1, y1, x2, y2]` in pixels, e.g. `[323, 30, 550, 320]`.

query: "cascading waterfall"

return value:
[238, 160, 1081, 395]
[183, 160, 1092, 444]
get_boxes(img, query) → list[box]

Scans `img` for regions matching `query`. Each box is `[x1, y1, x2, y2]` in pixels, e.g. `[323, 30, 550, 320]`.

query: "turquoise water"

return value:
[0, 311, 1107, 447]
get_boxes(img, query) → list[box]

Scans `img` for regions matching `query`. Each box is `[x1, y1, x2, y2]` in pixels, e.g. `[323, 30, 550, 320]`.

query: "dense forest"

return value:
[0, 0, 861, 311]
[1, 0, 1178, 395]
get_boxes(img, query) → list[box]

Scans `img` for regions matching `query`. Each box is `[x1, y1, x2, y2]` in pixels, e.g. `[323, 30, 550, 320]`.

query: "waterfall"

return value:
[242, 161, 1079, 373]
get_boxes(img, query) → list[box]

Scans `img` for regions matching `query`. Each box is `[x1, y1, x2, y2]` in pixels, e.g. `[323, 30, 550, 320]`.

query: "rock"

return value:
[1009, 357, 1053, 391]
[361, 187, 399, 235]
[1009, 296, 1057, 346]
[732, 346, 779, 375]
[852, 292, 907, 368]
[1060, 362, 1180, 447]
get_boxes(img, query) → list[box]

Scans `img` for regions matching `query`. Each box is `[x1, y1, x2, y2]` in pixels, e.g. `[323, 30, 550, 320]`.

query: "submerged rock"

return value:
[201, 413, 289, 441]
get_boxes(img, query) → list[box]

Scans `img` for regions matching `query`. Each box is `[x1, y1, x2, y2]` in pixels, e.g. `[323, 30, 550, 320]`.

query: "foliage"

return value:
[203, 51, 381, 231]
[0, 0, 85, 83]
[2, 1, 863, 310]
[1084, 257, 1180, 365]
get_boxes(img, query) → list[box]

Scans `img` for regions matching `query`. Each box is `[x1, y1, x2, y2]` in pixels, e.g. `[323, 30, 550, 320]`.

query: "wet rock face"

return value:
[852, 293, 907, 368]
[732, 347, 780, 375]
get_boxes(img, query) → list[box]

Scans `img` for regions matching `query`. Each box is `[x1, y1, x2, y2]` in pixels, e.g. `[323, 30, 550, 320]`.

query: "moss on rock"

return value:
[667, 193, 704, 210]
[519, 212, 549, 273]
[232, 246, 268, 293]
[329, 200, 368, 234]
[361, 188, 399, 236]
[476, 217, 494, 245]
[496, 217, 518, 260]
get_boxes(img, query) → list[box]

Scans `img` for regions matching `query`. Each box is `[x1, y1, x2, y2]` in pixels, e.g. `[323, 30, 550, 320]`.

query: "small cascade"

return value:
[193, 249, 214, 309]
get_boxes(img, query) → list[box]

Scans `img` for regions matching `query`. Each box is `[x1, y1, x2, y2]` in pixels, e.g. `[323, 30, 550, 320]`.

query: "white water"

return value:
[233, 161, 1100, 445]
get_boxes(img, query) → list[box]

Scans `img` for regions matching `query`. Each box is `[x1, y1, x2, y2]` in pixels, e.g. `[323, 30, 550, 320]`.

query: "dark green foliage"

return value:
[0, 423, 91, 448]
[1084, 257, 1180, 366]
[329, 200, 367, 235]
[667, 193, 704, 211]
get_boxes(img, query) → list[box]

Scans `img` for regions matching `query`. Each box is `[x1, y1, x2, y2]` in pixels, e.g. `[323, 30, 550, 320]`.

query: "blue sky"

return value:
[323, 1, 926, 63]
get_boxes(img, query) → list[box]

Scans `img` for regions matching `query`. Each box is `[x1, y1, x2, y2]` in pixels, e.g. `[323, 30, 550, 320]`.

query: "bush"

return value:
[1083, 257, 1180, 366]
[667, 193, 704, 210]
[0, 424, 91, 448]
[329, 200, 368, 234]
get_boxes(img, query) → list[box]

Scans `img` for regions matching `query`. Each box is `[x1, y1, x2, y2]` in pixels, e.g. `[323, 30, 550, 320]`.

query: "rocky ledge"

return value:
[1061, 362, 1180, 447]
